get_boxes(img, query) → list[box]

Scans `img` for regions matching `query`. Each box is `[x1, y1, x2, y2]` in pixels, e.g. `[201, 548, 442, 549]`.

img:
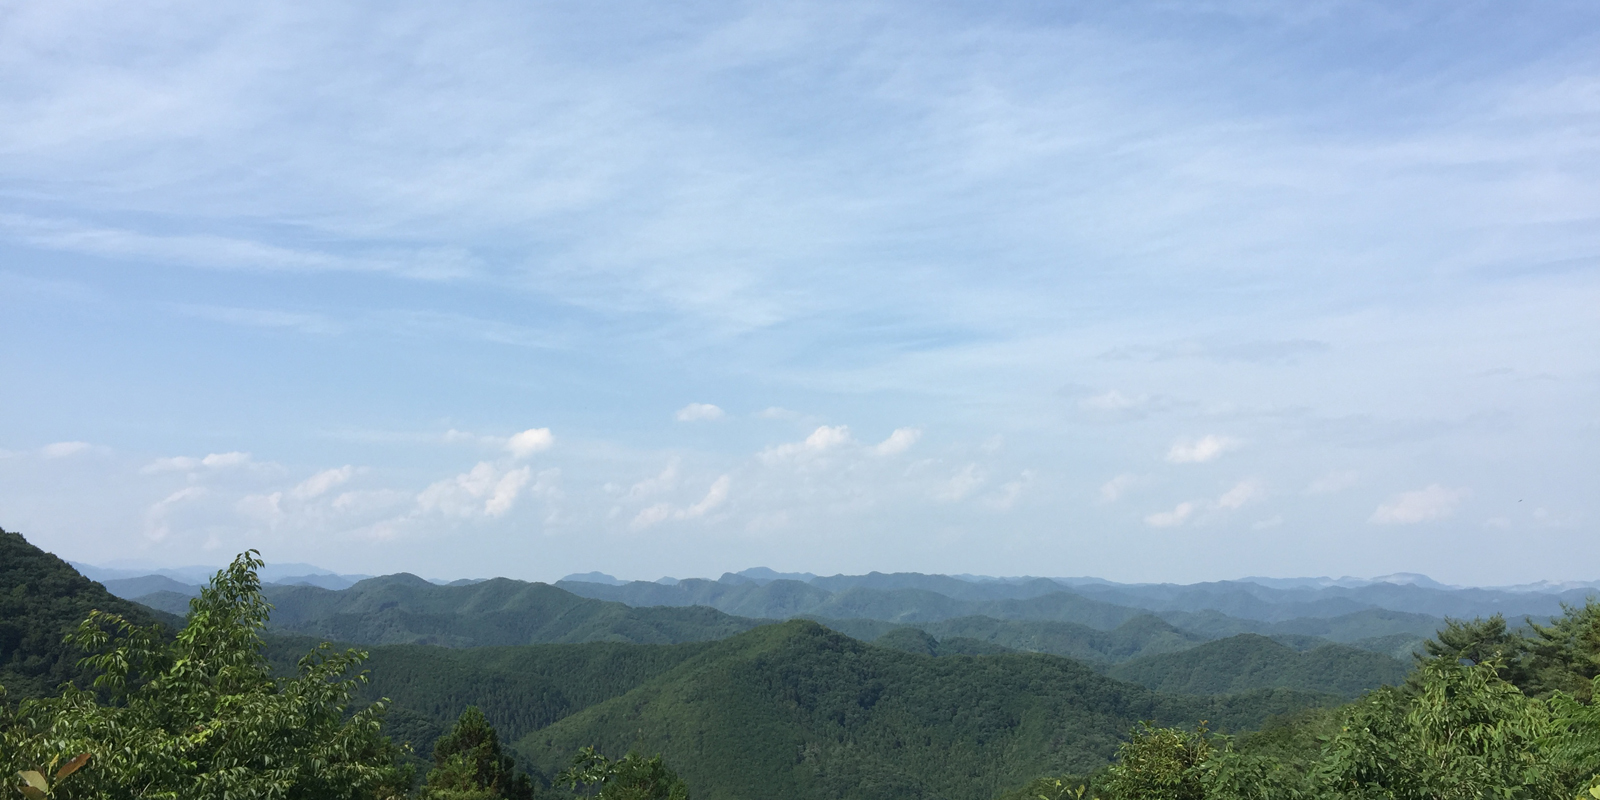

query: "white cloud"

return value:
[685, 475, 731, 518]
[872, 427, 922, 456]
[1308, 470, 1360, 494]
[506, 428, 554, 458]
[1370, 484, 1468, 524]
[1166, 435, 1240, 464]
[628, 460, 680, 499]
[759, 425, 853, 462]
[1145, 501, 1196, 528]
[236, 491, 284, 524]
[145, 486, 206, 542]
[292, 466, 354, 499]
[675, 403, 725, 422]
[417, 462, 535, 518]
[1080, 390, 1144, 411]
[141, 456, 201, 473]
[631, 503, 675, 530]
[1217, 479, 1265, 510]
[984, 470, 1035, 510]
[1100, 473, 1139, 503]
[630, 475, 731, 529]
[331, 489, 412, 515]
[934, 463, 985, 502]
[140, 451, 253, 473]
[201, 452, 252, 468]
[40, 441, 91, 458]
[485, 468, 532, 516]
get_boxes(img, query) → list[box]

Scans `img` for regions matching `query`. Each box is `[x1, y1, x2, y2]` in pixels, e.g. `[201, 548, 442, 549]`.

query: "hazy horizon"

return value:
[2, 1, 1596, 585]
[53, 548, 1600, 593]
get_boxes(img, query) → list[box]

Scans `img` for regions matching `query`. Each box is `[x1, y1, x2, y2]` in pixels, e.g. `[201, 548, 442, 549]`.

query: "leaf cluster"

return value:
[556, 747, 688, 800]
[0, 551, 411, 800]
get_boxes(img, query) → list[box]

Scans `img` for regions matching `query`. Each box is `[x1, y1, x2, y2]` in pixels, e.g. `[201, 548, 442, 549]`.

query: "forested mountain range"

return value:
[145, 573, 765, 647]
[124, 570, 1440, 670]
[12, 528, 1600, 799]
[555, 569, 1593, 624]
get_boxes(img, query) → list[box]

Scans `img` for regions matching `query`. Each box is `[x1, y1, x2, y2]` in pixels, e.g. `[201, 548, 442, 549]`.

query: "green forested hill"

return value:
[240, 574, 764, 646]
[514, 620, 1332, 800]
[925, 614, 1202, 663]
[1160, 606, 1443, 647]
[0, 528, 178, 698]
[262, 634, 718, 758]
[561, 578, 1150, 628]
[1106, 633, 1410, 697]
[823, 614, 1205, 664]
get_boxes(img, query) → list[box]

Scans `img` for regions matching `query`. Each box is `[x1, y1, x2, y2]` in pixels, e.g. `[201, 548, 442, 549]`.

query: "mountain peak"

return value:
[561, 571, 626, 585]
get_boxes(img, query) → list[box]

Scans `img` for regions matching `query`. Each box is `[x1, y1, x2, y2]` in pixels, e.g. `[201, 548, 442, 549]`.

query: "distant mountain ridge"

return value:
[551, 570, 1591, 628]
[94, 557, 1598, 686]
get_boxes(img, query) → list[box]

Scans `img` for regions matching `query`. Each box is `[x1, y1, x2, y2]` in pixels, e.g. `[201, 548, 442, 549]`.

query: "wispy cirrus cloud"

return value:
[0, 214, 478, 281]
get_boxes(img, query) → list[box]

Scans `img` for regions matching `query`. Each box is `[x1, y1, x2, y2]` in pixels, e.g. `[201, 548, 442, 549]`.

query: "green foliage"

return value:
[1523, 600, 1600, 701]
[1549, 677, 1600, 786]
[991, 774, 1101, 800]
[1100, 723, 1213, 800]
[0, 551, 410, 800]
[1318, 658, 1567, 799]
[557, 747, 688, 800]
[1421, 613, 1522, 665]
[1410, 601, 1600, 701]
[423, 707, 534, 800]
[1088, 657, 1597, 800]
[0, 528, 175, 699]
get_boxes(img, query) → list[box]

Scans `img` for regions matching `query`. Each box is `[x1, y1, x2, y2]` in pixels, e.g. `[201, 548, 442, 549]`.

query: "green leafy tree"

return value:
[423, 706, 534, 800]
[1098, 722, 1307, 800]
[1317, 658, 1567, 800]
[0, 551, 410, 800]
[557, 746, 688, 800]
[1100, 722, 1213, 800]
[1547, 676, 1600, 797]
[1419, 614, 1528, 683]
[1523, 600, 1600, 701]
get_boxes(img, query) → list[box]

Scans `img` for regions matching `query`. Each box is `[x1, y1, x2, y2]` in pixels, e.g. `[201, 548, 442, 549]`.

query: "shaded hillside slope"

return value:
[0, 528, 177, 698]
[516, 621, 1332, 800]
[263, 634, 716, 757]
[1107, 634, 1410, 698]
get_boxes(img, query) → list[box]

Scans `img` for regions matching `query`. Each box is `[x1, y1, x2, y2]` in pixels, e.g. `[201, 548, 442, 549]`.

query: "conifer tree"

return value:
[423, 706, 534, 800]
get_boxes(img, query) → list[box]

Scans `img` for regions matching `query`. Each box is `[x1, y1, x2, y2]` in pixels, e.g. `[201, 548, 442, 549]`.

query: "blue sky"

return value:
[1, 0, 1596, 584]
